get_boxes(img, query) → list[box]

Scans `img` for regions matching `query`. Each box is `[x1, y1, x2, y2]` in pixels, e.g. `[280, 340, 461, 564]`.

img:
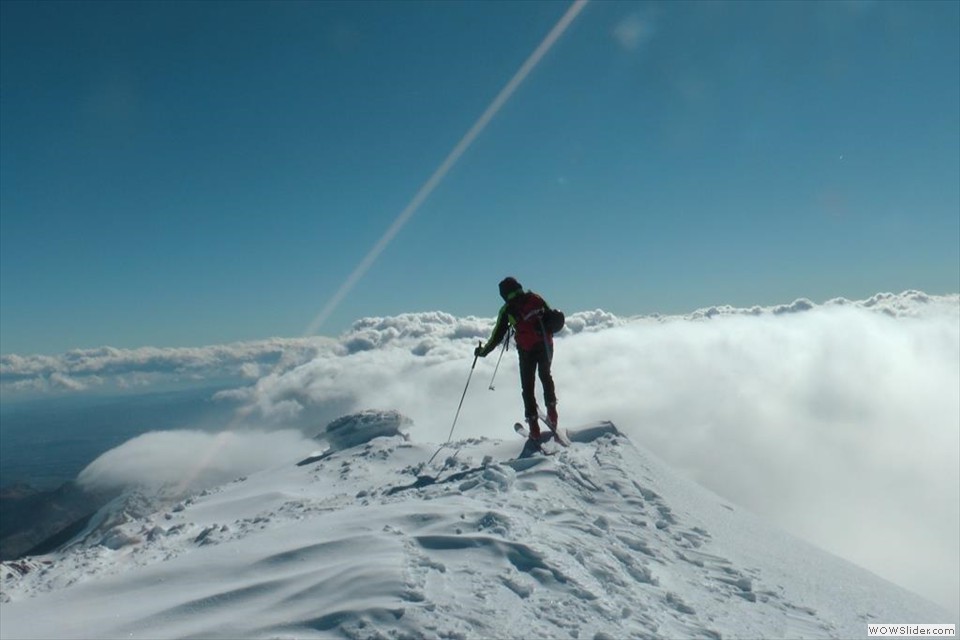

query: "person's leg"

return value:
[536, 347, 558, 427]
[518, 349, 540, 437]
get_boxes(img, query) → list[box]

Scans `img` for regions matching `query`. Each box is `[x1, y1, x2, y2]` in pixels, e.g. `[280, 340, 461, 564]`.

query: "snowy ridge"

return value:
[0, 413, 948, 639]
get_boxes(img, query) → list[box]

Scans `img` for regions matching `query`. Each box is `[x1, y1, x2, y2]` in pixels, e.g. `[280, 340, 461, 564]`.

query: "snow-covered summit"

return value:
[319, 409, 412, 451]
[0, 413, 949, 639]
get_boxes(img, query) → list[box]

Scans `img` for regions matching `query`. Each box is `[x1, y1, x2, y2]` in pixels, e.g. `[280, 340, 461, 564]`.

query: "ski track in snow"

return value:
[0, 419, 951, 639]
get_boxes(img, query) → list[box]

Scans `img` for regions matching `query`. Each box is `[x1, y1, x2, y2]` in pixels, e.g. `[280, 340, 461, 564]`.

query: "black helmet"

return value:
[498, 277, 523, 301]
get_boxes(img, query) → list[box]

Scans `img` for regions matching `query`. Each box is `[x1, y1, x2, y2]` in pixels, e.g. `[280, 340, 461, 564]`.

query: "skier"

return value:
[475, 277, 559, 440]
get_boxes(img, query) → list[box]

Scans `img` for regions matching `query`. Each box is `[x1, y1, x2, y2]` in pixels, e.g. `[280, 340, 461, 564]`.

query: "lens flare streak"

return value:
[305, 0, 590, 336]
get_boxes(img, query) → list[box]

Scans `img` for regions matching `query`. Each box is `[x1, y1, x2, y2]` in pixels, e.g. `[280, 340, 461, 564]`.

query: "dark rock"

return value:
[0, 481, 117, 560]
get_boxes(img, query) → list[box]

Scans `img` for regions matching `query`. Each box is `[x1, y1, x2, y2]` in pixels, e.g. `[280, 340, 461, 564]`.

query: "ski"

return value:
[514, 422, 568, 448]
[513, 423, 555, 457]
[551, 428, 571, 447]
[536, 414, 571, 447]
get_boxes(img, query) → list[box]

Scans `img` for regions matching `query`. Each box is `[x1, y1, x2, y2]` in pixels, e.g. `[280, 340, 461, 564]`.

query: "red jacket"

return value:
[480, 290, 553, 354]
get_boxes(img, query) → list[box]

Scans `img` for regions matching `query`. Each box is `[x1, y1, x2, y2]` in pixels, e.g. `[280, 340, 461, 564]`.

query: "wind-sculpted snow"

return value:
[0, 422, 950, 639]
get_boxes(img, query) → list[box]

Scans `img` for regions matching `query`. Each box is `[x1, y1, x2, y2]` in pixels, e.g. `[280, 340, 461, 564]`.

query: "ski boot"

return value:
[547, 403, 559, 430]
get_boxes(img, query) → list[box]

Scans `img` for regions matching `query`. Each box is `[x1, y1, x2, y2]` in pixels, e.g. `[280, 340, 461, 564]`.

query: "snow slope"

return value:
[0, 413, 950, 639]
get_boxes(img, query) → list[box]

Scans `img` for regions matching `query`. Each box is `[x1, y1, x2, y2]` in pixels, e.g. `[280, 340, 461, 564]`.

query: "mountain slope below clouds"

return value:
[0, 415, 951, 639]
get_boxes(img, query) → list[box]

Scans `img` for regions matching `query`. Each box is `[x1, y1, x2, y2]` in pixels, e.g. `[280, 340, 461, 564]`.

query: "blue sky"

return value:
[2, 0, 958, 355]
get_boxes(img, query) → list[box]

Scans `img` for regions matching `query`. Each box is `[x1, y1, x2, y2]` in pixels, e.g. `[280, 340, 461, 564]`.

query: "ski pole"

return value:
[427, 341, 481, 464]
[539, 316, 554, 363]
[488, 331, 509, 390]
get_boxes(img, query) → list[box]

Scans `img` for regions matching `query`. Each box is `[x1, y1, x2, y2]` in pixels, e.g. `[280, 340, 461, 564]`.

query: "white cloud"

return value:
[47, 372, 97, 392]
[77, 429, 314, 495]
[4, 291, 950, 396]
[1, 338, 339, 396]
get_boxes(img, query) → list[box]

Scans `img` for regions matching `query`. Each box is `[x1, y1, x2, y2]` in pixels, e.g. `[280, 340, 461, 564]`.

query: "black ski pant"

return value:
[518, 344, 557, 421]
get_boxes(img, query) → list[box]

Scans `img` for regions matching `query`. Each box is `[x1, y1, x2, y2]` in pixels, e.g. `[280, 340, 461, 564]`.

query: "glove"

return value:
[474, 345, 486, 358]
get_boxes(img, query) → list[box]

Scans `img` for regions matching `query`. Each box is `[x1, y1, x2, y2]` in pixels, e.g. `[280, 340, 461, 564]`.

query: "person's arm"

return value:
[476, 304, 510, 356]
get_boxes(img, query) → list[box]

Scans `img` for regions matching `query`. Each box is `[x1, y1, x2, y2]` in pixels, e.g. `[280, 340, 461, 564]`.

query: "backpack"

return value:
[542, 307, 565, 334]
[510, 293, 563, 350]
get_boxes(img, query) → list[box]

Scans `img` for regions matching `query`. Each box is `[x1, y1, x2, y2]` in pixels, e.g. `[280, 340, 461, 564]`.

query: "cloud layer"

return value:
[78, 429, 315, 495]
[1, 339, 337, 395]
[4, 290, 947, 396]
